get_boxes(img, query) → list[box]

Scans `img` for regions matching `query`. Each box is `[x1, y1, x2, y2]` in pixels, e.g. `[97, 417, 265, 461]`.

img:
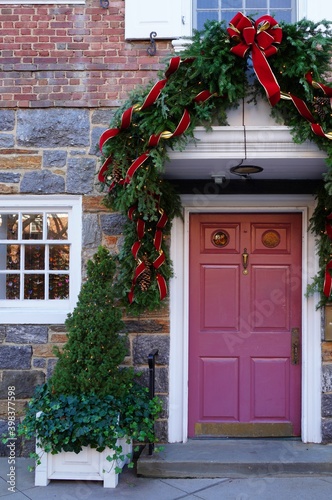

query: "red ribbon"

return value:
[306, 72, 332, 98]
[227, 12, 282, 106]
[280, 91, 332, 140]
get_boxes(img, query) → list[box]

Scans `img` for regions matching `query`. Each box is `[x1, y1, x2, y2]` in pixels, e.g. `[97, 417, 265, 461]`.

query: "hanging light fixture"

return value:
[230, 126, 263, 179]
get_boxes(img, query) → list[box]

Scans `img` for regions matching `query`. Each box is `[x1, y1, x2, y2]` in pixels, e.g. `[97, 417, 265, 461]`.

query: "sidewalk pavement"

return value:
[1, 457, 332, 500]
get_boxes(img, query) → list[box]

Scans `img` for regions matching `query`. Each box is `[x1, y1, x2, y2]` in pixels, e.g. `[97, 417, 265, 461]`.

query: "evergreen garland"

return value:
[99, 17, 332, 312]
[307, 187, 332, 307]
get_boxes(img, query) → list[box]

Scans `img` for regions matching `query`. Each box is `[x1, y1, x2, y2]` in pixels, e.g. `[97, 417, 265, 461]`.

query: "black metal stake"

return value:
[148, 349, 158, 455]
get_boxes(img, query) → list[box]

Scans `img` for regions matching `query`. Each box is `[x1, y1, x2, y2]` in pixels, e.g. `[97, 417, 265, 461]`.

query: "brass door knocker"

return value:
[242, 248, 249, 275]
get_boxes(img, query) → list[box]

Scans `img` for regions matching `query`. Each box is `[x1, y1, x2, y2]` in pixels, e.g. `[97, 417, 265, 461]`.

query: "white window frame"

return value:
[0, 195, 82, 324]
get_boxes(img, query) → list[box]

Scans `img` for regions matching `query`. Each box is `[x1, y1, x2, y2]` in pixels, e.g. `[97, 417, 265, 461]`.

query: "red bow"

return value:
[227, 12, 282, 106]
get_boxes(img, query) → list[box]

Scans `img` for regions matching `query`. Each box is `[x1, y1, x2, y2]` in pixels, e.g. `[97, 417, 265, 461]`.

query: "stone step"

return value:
[137, 439, 332, 479]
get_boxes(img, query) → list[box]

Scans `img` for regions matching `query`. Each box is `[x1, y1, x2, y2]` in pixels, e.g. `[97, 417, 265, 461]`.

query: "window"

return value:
[194, 1, 294, 31]
[0, 196, 82, 324]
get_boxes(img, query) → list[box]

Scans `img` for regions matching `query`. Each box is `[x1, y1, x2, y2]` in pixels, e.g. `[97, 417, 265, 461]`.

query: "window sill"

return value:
[1, 307, 71, 325]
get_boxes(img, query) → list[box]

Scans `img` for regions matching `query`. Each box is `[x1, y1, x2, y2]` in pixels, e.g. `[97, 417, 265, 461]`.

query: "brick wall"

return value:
[0, 0, 172, 108]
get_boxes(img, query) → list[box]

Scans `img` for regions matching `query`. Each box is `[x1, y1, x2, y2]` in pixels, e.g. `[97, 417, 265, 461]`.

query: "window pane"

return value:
[24, 245, 45, 270]
[49, 274, 69, 299]
[197, 0, 218, 7]
[247, 0, 266, 8]
[0, 214, 18, 240]
[223, 11, 241, 24]
[47, 213, 68, 240]
[279, 11, 291, 23]
[224, 0, 242, 7]
[22, 214, 43, 240]
[271, 0, 291, 7]
[49, 245, 70, 270]
[197, 11, 218, 30]
[24, 274, 45, 299]
[5, 274, 20, 300]
[0, 244, 20, 270]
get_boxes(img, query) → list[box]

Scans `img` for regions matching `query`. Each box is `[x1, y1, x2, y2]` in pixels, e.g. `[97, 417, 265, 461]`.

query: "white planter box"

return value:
[34, 438, 132, 488]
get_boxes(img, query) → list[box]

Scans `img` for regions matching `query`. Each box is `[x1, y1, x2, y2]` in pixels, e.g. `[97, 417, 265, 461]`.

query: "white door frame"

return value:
[168, 194, 322, 444]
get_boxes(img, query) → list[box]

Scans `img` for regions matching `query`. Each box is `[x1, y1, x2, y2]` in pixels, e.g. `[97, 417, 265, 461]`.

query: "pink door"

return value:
[188, 213, 302, 438]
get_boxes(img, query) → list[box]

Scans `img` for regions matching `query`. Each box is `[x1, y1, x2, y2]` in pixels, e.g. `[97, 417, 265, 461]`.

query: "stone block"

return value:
[82, 213, 102, 246]
[0, 326, 5, 343]
[0, 134, 14, 148]
[90, 126, 106, 155]
[17, 109, 90, 147]
[0, 110, 15, 131]
[322, 393, 332, 417]
[321, 418, 332, 443]
[83, 195, 109, 213]
[0, 172, 20, 183]
[135, 366, 169, 394]
[155, 367, 169, 394]
[0, 371, 45, 399]
[1, 155, 42, 170]
[322, 364, 332, 392]
[49, 333, 68, 343]
[0, 185, 18, 194]
[132, 335, 169, 365]
[66, 157, 96, 194]
[123, 319, 168, 334]
[91, 109, 114, 125]
[100, 213, 127, 235]
[47, 358, 58, 379]
[154, 419, 168, 443]
[21, 170, 65, 194]
[138, 367, 169, 394]
[33, 358, 47, 369]
[43, 150, 67, 168]
[32, 344, 58, 357]
[0, 346, 31, 369]
[0, 419, 35, 458]
[322, 342, 332, 362]
[0, 400, 27, 419]
[6, 325, 48, 344]
[156, 394, 169, 419]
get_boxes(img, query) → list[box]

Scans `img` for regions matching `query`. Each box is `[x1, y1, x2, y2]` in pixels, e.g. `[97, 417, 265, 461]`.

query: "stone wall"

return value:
[0, 106, 170, 455]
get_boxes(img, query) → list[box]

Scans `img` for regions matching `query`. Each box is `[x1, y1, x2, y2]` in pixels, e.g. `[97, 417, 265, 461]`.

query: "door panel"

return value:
[188, 213, 302, 438]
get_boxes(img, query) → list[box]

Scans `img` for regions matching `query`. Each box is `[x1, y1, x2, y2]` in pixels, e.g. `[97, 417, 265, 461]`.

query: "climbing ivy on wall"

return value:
[98, 14, 332, 313]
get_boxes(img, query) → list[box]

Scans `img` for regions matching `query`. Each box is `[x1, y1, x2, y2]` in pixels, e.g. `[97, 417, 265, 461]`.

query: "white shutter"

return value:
[125, 0, 191, 40]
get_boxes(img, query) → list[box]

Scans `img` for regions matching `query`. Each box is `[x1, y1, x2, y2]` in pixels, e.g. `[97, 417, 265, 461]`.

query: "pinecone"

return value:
[112, 164, 123, 183]
[313, 97, 331, 121]
[137, 256, 152, 291]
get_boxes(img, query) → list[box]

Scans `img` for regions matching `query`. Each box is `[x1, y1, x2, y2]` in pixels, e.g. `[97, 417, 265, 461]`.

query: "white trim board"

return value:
[169, 194, 321, 444]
